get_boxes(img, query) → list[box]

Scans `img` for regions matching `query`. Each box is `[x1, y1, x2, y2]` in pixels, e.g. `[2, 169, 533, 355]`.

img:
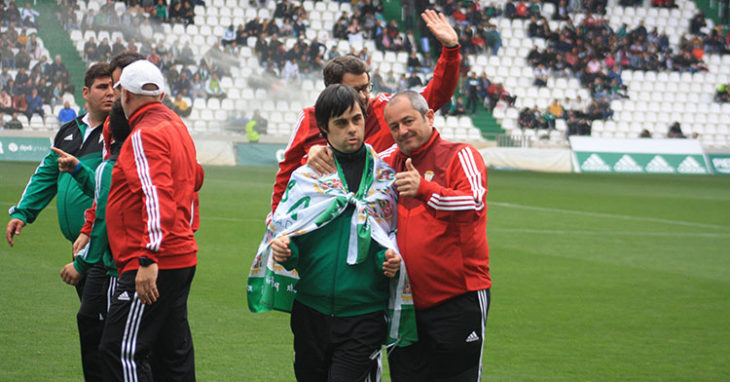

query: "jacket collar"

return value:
[128, 102, 163, 127]
[396, 128, 440, 162]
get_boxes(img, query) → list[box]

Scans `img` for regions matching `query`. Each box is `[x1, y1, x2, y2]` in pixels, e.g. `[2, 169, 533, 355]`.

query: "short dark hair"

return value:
[109, 98, 130, 143]
[109, 51, 145, 73]
[322, 55, 369, 87]
[314, 84, 367, 137]
[83, 62, 112, 88]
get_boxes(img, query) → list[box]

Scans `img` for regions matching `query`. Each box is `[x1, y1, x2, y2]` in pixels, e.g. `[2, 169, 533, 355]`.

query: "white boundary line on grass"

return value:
[489, 202, 730, 231]
[490, 228, 730, 238]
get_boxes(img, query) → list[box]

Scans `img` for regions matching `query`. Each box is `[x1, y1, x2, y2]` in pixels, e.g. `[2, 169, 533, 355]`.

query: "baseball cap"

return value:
[114, 60, 164, 96]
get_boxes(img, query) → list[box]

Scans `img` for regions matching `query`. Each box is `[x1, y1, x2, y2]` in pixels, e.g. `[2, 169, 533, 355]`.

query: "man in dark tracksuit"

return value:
[56, 99, 130, 382]
[5, 62, 115, 381]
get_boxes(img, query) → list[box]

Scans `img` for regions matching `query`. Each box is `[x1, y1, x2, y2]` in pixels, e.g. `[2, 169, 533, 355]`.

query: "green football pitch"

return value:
[1, 161, 729, 381]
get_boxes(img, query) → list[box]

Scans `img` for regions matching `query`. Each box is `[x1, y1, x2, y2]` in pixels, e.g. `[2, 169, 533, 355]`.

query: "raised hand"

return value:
[421, 9, 458, 48]
[394, 158, 421, 198]
[51, 147, 80, 173]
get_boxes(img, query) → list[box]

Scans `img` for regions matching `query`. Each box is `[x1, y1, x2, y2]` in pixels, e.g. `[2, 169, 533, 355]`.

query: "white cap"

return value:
[114, 60, 164, 96]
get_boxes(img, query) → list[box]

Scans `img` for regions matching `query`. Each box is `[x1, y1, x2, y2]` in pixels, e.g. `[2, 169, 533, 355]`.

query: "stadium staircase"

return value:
[35, 1, 86, 105]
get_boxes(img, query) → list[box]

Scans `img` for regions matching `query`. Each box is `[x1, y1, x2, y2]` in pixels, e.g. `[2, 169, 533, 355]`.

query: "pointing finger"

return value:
[51, 147, 70, 157]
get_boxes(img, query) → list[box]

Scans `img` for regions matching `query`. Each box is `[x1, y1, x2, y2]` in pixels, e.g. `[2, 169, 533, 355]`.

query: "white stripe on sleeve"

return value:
[131, 131, 163, 252]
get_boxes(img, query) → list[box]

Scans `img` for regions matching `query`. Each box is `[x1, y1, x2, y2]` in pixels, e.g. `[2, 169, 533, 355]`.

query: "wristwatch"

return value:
[139, 257, 156, 267]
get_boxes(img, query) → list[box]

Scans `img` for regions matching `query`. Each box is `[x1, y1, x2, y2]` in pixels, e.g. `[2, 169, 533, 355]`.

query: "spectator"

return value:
[0, 67, 12, 89]
[98, 38, 112, 62]
[668, 121, 686, 138]
[13, 92, 28, 116]
[25, 87, 44, 122]
[153, 0, 168, 22]
[58, 100, 76, 123]
[222, 24, 236, 49]
[190, 72, 206, 99]
[534, 64, 549, 86]
[15, 45, 31, 69]
[84, 36, 99, 62]
[715, 83, 730, 103]
[1, 40, 16, 68]
[171, 93, 192, 117]
[548, 99, 565, 120]
[0, 89, 13, 114]
[204, 73, 226, 100]
[504, 0, 517, 19]
[20, 3, 39, 28]
[639, 129, 652, 138]
[451, 96, 466, 115]
[250, 109, 268, 135]
[406, 71, 423, 88]
[5, 112, 23, 129]
[281, 58, 300, 83]
[465, 72, 481, 115]
[111, 37, 126, 57]
[554, 0, 570, 20]
[518, 107, 536, 129]
[173, 71, 192, 98]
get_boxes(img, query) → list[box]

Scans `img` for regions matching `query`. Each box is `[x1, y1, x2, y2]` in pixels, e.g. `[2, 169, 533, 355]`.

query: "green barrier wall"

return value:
[574, 152, 711, 174]
[235, 143, 286, 166]
[0, 137, 52, 162]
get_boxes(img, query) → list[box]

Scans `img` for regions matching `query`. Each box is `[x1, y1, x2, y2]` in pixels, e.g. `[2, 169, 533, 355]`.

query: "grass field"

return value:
[1, 161, 729, 381]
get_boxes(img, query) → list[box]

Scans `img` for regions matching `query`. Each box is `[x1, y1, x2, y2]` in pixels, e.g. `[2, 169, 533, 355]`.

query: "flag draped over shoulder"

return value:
[247, 144, 417, 346]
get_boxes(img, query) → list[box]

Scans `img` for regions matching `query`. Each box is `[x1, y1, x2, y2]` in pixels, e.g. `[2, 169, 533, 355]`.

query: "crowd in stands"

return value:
[56, 0, 244, 120]
[1, 2, 76, 128]
[59, 0, 203, 33]
[505, 0, 728, 137]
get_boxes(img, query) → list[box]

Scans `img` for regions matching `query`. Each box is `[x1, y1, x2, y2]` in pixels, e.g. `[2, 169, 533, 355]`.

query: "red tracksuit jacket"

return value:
[80, 114, 202, 237]
[106, 102, 203, 276]
[270, 45, 462, 213]
[382, 130, 491, 309]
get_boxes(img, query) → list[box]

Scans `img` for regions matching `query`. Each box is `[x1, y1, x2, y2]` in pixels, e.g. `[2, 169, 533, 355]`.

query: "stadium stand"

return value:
[55, 0, 729, 147]
[470, 0, 730, 147]
[1, 2, 73, 131]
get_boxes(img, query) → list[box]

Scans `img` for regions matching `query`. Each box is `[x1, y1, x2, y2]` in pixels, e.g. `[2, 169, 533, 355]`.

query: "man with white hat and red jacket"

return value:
[100, 59, 203, 381]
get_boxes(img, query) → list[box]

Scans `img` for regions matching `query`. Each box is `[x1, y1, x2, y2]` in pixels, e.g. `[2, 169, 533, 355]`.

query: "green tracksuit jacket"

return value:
[72, 143, 119, 277]
[9, 116, 104, 243]
[283, 208, 390, 317]
[281, 150, 391, 317]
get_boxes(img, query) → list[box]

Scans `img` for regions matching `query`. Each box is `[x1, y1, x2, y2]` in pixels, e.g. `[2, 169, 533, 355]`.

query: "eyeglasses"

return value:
[352, 83, 373, 94]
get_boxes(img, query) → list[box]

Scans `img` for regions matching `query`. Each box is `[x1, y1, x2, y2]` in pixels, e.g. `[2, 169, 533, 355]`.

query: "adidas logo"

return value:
[64, 134, 73, 141]
[677, 156, 707, 174]
[581, 154, 610, 172]
[645, 155, 675, 173]
[118, 291, 131, 301]
[613, 155, 643, 173]
[465, 331, 480, 343]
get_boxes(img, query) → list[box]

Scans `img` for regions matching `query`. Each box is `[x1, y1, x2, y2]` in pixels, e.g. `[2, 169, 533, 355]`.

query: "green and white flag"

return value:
[247, 144, 417, 346]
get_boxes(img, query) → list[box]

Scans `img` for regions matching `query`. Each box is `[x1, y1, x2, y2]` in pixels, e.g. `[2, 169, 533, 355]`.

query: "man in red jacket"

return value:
[382, 91, 491, 381]
[100, 59, 203, 381]
[270, 10, 461, 214]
